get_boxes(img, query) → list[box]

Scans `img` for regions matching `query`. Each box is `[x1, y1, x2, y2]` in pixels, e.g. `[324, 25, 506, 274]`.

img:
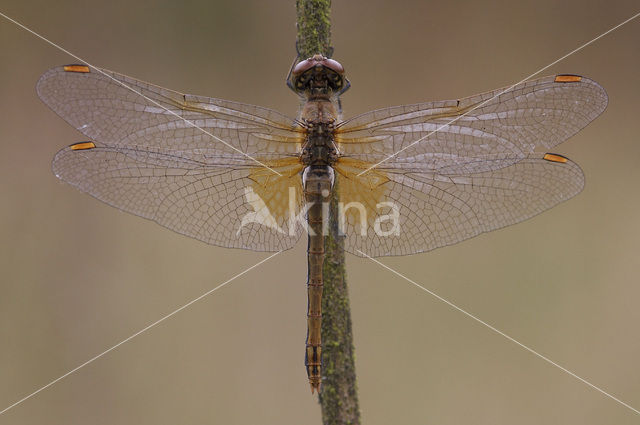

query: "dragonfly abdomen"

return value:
[303, 165, 333, 393]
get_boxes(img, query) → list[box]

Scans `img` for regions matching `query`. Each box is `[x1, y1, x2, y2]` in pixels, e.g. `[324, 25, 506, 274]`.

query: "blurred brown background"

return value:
[1, 0, 639, 423]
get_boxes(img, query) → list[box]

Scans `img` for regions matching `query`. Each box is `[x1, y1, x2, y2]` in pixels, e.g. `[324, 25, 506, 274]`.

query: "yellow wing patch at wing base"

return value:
[334, 158, 391, 231]
[247, 157, 305, 223]
[247, 157, 392, 232]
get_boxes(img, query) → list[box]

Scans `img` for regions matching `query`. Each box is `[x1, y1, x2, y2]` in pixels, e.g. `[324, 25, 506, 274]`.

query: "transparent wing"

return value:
[334, 153, 584, 257]
[37, 65, 305, 165]
[39, 65, 307, 251]
[336, 74, 607, 174]
[53, 144, 305, 251]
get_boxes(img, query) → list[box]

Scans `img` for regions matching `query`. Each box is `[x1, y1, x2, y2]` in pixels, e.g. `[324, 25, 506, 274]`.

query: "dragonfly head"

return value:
[287, 54, 350, 98]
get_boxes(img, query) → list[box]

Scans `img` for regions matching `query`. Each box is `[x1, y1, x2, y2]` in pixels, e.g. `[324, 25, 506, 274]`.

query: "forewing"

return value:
[37, 65, 305, 165]
[53, 143, 305, 251]
[336, 75, 607, 174]
[335, 153, 584, 257]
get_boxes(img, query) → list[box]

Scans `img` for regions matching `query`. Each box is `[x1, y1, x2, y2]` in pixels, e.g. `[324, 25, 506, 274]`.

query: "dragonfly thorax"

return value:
[301, 123, 338, 167]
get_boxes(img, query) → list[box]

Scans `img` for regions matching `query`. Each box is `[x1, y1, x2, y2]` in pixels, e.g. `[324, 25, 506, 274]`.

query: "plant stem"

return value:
[295, 1, 361, 424]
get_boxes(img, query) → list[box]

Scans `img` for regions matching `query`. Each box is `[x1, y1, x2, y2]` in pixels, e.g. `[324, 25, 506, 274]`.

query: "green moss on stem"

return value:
[295, 2, 360, 422]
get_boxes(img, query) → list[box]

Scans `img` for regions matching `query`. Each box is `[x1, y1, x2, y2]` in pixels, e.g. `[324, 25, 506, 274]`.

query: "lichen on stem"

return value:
[295, 1, 361, 424]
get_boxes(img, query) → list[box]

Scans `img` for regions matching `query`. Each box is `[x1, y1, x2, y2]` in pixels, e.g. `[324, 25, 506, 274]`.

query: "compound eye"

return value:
[322, 58, 344, 74]
[292, 59, 315, 75]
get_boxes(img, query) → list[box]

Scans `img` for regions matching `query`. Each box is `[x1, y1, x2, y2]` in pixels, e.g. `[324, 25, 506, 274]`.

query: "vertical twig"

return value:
[295, 0, 332, 59]
[295, 1, 361, 424]
[318, 180, 361, 425]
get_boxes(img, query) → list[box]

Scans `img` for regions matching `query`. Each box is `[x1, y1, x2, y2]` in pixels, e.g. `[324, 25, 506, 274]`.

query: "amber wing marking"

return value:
[248, 157, 305, 224]
[63, 65, 90, 73]
[334, 158, 390, 229]
[543, 153, 569, 163]
[554, 74, 582, 83]
[70, 141, 96, 150]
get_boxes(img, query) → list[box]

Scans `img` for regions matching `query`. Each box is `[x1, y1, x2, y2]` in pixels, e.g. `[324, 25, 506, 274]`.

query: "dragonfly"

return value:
[37, 55, 607, 393]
